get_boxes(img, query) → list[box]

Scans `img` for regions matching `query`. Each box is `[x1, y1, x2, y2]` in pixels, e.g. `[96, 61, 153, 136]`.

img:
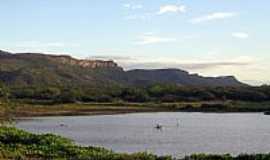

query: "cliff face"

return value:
[49, 56, 119, 69]
[0, 50, 120, 70]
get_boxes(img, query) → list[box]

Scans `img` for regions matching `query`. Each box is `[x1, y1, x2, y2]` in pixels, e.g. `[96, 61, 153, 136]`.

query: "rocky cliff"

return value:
[49, 55, 119, 69]
[0, 50, 120, 69]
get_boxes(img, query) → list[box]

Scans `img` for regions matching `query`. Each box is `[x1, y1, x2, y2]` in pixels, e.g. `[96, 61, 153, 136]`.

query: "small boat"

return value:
[59, 123, 67, 127]
[264, 111, 270, 115]
[176, 119, 180, 127]
[155, 124, 162, 129]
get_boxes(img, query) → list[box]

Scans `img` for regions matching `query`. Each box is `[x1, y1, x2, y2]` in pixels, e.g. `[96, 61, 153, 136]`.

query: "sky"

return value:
[0, 0, 269, 85]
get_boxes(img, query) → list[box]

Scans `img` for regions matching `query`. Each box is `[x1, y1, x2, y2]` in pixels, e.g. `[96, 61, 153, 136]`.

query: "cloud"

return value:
[179, 62, 249, 70]
[87, 55, 253, 71]
[157, 4, 186, 15]
[125, 13, 152, 20]
[135, 34, 176, 45]
[123, 62, 250, 72]
[1, 41, 80, 57]
[1, 47, 74, 56]
[123, 3, 143, 10]
[123, 59, 251, 70]
[124, 4, 186, 20]
[88, 55, 133, 61]
[243, 80, 270, 86]
[232, 32, 249, 39]
[190, 12, 237, 23]
[14, 41, 80, 48]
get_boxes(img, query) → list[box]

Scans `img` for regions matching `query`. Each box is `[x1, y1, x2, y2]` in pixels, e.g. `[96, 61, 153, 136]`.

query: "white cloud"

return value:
[124, 4, 186, 20]
[135, 34, 176, 45]
[123, 3, 143, 10]
[14, 41, 80, 48]
[123, 4, 131, 8]
[157, 4, 186, 15]
[243, 80, 270, 86]
[125, 14, 151, 20]
[1, 47, 74, 57]
[190, 12, 237, 23]
[232, 32, 249, 39]
[1, 41, 80, 57]
[89, 55, 253, 70]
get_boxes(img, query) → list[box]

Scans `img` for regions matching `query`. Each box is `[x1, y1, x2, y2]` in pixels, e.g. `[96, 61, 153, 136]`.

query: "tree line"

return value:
[1, 82, 270, 103]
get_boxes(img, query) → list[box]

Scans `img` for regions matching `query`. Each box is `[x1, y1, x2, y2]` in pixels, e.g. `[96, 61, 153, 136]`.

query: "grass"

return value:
[7, 102, 169, 117]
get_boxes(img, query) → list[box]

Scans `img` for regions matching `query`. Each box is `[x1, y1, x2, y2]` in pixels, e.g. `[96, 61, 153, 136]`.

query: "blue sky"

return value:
[0, 0, 269, 85]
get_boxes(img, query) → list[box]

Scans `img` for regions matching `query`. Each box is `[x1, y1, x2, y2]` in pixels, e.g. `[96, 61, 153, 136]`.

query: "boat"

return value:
[155, 124, 162, 129]
[264, 111, 270, 115]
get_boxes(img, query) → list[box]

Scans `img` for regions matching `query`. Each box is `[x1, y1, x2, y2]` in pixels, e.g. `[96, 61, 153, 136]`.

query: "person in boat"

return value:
[155, 124, 162, 129]
[176, 119, 180, 127]
[264, 111, 270, 115]
[59, 123, 67, 127]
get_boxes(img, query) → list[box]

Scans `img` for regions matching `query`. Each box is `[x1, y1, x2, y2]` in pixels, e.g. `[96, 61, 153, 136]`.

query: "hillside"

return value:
[126, 69, 243, 87]
[0, 50, 123, 88]
[0, 50, 245, 88]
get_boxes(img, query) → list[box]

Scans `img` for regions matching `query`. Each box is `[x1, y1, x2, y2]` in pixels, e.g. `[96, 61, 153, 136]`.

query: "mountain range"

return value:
[0, 50, 245, 88]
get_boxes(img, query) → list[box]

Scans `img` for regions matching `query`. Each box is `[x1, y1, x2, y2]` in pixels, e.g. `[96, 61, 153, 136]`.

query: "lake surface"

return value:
[16, 112, 270, 158]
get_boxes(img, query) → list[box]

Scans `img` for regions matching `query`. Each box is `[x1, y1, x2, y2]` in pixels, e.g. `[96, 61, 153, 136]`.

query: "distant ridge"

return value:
[0, 50, 246, 87]
[125, 69, 244, 87]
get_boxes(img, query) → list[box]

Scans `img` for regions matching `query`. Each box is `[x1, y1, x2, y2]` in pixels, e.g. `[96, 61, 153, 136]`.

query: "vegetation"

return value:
[0, 82, 16, 123]
[1, 79, 270, 117]
[1, 100, 270, 118]
[1, 127, 270, 160]
[3, 84, 270, 104]
[2, 83, 270, 117]
[0, 51, 270, 114]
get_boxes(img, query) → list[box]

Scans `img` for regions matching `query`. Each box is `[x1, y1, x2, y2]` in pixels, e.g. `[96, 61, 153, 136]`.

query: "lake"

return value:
[16, 112, 270, 158]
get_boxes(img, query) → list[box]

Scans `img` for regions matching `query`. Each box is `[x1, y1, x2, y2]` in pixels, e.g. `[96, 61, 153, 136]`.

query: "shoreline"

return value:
[14, 110, 267, 119]
[1, 101, 270, 118]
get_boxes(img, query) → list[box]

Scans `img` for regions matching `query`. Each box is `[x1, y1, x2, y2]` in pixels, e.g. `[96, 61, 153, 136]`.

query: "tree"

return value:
[121, 87, 150, 102]
[148, 84, 165, 97]
[38, 87, 61, 100]
[0, 82, 14, 124]
[57, 88, 82, 103]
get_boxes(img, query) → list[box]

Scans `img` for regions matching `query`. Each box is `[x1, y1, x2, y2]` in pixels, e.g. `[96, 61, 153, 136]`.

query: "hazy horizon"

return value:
[0, 0, 269, 85]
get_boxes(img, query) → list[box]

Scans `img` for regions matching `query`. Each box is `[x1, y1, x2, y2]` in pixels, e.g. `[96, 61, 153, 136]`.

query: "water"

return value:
[16, 112, 270, 158]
